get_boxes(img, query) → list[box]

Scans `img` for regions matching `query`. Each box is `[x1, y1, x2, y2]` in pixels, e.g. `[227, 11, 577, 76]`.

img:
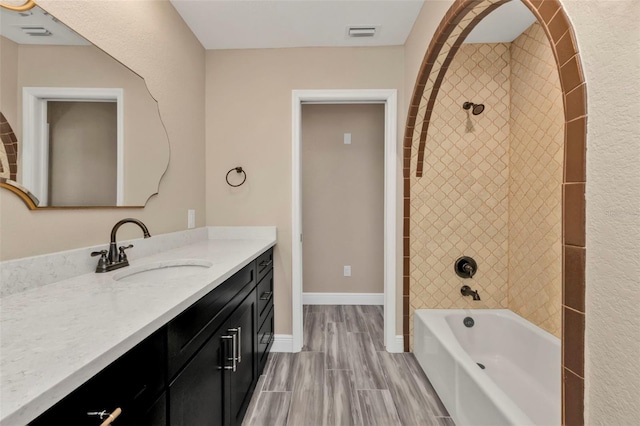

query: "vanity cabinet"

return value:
[28, 247, 274, 426]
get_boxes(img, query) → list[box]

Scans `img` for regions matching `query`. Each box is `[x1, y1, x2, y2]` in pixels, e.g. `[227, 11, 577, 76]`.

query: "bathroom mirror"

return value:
[0, 1, 170, 208]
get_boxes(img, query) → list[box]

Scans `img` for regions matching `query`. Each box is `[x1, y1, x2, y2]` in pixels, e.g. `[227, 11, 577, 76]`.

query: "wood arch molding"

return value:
[402, 1, 587, 424]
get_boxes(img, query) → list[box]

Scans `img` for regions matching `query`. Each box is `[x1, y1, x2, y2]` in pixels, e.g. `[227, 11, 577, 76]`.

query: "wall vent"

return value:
[348, 27, 376, 38]
[21, 27, 52, 36]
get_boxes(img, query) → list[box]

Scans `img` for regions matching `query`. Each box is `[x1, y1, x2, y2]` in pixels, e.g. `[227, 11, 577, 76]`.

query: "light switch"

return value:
[344, 133, 351, 144]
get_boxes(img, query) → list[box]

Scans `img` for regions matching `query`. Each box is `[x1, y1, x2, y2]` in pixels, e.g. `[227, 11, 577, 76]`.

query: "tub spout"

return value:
[461, 285, 481, 301]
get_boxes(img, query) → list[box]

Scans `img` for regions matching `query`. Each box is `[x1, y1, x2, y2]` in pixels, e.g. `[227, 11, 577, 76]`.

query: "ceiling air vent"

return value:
[348, 27, 376, 38]
[21, 27, 52, 36]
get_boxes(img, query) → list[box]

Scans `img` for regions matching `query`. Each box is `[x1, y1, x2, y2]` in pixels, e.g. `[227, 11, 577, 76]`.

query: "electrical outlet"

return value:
[344, 133, 351, 144]
[187, 209, 195, 229]
[344, 265, 351, 277]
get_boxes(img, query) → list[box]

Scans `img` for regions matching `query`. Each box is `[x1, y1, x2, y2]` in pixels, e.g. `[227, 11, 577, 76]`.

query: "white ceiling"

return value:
[170, 0, 426, 50]
[1, 0, 537, 50]
[171, 0, 539, 50]
[464, 0, 536, 44]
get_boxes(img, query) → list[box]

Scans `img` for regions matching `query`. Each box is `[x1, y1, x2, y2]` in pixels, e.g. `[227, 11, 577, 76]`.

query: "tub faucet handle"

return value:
[463, 263, 475, 278]
[455, 256, 477, 279]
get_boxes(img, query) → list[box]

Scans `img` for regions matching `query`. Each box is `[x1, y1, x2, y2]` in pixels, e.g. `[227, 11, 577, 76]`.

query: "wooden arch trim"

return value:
[402, 1, 587, 424]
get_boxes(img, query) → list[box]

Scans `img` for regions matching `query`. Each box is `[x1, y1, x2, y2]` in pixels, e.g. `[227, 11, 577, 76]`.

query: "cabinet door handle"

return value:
[230, 332, 237, 372]
[228, 327, 241, 364]
[260, 291, 273, 301]
[221, 335, 236, 371]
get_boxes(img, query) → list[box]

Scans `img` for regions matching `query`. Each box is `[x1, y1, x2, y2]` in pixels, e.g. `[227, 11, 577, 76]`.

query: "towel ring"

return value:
[226, 167, 247, 187]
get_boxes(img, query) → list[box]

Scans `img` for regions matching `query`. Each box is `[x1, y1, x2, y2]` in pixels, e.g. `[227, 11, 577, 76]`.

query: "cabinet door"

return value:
[169, 329, 225, 426]
[224, 291, 258, 426]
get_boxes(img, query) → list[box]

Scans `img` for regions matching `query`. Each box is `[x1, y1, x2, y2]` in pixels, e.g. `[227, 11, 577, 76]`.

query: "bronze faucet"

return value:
[91, 218, 151, 273]
[461, 285, 481, 301]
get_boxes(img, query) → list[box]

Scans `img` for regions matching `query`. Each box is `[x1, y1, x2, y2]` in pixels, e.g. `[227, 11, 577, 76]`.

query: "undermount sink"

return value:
[113, 259, 213, 283]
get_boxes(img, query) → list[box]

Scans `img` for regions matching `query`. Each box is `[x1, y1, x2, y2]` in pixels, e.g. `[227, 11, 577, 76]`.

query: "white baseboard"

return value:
[271, 334, 294, 352]
[302, 292, 384, 305]
[271, 334, 404, 353]
[386, 335, 405, 353]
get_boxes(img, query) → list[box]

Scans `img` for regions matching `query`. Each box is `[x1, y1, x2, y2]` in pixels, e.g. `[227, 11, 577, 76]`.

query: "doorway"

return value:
[291, 89, 399, 353]
[301, 103, 385, 349]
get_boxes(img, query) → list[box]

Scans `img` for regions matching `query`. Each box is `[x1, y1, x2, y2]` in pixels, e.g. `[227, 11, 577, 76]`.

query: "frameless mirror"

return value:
[0, 2, 170, 208]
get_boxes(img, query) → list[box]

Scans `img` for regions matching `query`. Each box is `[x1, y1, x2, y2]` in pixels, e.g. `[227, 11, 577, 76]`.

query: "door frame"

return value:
[291, 89, 399, 352]
[22, 87, 124, 206]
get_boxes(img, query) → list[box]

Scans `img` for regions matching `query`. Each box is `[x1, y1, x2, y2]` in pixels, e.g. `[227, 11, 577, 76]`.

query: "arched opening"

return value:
[403, 0, 586, 423]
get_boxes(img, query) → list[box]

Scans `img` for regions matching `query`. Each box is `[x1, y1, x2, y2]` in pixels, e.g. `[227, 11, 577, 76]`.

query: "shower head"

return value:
[463, 102, 485, 115]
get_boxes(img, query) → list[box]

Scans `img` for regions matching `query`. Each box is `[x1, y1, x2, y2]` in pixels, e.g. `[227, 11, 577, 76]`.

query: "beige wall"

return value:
[508, 22, 563, 338]
[409, 43, 511, 345]
[301, 104, 385, 294]
[0, 0, 206, 261]
[48, 101, 117, 206]
[559, 0, 640, 423]
[205, 46, 404, 334]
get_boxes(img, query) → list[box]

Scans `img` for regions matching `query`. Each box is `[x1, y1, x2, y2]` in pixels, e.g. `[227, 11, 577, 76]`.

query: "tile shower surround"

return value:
[403, 1, 586, 425]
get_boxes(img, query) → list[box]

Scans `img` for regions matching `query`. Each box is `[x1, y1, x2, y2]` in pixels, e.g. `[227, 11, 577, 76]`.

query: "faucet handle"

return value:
[91, 250, 109, 273]
[118, 244, 134, 262]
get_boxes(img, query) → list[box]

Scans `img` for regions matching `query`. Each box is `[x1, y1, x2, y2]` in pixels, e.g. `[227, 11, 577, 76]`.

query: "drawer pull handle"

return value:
[87, 408, 121, 426]
[259, 260, 273, 268]
[260, 291, 273, 301]
[260, 332, 273, 345]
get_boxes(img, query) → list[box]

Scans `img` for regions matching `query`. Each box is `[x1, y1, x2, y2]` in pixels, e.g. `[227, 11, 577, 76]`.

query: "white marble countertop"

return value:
[0, 228, 276, 425]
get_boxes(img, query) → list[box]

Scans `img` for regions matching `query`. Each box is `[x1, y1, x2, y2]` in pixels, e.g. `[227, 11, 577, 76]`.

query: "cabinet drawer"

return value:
[256, 269, 273, 327]
[30, 328, 166, 426]
[168, 262, 255, 379]
[257, 305, 274, 375]
[255, 248, 273, 284]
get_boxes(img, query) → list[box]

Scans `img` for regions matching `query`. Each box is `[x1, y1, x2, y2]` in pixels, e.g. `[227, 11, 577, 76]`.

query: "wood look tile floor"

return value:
[243, 305, 454, 426]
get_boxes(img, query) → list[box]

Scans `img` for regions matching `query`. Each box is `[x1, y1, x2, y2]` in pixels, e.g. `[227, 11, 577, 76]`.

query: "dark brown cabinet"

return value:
[29, 247, 274, 426]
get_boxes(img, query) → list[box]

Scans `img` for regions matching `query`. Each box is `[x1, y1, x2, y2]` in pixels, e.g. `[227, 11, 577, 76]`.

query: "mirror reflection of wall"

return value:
[0, 4, 169, 208]
[48, 101, 117, 206]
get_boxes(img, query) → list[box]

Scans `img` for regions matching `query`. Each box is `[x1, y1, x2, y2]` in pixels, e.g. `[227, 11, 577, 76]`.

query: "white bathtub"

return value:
[414, 309, 560, 426]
